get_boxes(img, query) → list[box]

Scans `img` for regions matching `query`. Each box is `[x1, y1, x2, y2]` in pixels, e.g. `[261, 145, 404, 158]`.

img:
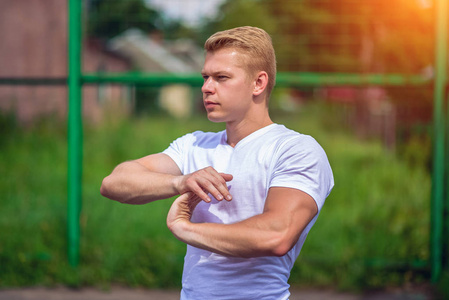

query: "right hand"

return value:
[174, 167, 233, 203]
[166, 192, 201, 237]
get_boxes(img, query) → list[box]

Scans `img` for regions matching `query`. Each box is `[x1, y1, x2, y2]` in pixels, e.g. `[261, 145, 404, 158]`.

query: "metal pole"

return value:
[445, 45, 449, 275]
[431, 0, 447, 283]
[445, 91, 449, 273]
[67, 0, 83, 267]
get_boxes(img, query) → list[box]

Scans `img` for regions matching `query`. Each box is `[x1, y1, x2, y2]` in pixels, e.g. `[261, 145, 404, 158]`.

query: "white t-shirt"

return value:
[163, 123, 334, 300]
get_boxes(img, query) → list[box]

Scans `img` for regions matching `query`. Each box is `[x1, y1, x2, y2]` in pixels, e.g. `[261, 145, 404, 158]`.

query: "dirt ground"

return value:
[0, 286, 434, 300]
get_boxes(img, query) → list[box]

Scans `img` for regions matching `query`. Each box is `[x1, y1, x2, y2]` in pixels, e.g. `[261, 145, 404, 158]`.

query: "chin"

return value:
[207, 116, 225, 123]
[206, 113, 227, 123]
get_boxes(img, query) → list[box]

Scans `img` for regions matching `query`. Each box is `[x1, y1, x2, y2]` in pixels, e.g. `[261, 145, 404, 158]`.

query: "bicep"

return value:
[263, 187, 318, 248]
[135, 153, 182, 176]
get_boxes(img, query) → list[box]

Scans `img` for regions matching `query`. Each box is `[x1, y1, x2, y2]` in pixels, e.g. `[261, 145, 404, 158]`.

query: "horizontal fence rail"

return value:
[0, 78, 67, 85]
[0, 73, 431, 87]
[83, 72, 432, 87]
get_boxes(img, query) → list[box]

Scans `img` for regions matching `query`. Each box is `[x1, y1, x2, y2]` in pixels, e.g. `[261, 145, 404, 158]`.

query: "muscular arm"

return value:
[167, 187, 318, 257]
[100, 153, 181, 204]
[100, 153, 233, 205]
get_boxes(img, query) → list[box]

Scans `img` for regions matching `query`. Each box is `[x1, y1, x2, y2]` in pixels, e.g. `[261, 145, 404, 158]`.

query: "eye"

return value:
[217, 75, 228, 81]
[202, 75, 209, 81]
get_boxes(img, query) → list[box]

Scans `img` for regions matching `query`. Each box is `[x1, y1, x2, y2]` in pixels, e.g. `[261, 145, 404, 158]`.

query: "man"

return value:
[101, 26, 334, 300]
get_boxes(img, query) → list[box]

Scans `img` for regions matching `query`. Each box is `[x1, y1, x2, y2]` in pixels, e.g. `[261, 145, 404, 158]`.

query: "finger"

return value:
[177, 192, 200, 209]
[219, 173, 233, 182]
[187, 194, 202, 211]
[197, 180, 225, 201]
[196, 168, 228, 201]
[218, 173, 233, 201]
[187, 168, 232, 202]
[203, 175, 231, 201]
[183, 174, 213, 202]
[204, 173, 232, 201]
[189, 183, 212, 203]
[167, 192, 199, 229]
[203, 169, 233, 201]
[211, 181, 232, 201]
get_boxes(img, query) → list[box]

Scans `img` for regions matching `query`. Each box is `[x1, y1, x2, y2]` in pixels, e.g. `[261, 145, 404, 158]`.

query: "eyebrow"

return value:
[201, 70, 231, 77]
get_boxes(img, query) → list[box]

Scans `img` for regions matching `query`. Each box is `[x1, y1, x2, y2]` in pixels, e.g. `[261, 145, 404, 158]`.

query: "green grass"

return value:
[0, 103, 431, 291]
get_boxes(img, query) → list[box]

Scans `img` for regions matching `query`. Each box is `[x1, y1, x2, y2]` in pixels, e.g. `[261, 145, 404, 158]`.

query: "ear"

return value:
[253, 71, 268, 96]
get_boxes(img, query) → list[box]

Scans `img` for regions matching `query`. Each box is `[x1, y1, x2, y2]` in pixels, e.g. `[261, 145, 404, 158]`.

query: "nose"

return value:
[202, 77, 214, 94]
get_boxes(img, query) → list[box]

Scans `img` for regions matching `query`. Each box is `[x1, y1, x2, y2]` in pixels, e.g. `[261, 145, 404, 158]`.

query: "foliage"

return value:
[0, 111, 18, 148]
[0, 102, 431, 291]
[199, 0, 278, 43]
[436, 271, 449, 300]
[201, 0, 435, 133]
[134, 86, 161, 116]
[87, 0, 435, 117]
[87, 0, 197, 41]
[87, 0, 163, 39]
[259, 0, 433, 74]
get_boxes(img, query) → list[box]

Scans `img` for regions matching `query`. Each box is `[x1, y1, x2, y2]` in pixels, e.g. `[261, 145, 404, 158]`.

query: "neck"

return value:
[225, 112, 273, 147]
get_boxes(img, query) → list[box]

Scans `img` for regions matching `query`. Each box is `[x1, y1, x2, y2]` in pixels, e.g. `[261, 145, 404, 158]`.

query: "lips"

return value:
[204, 100, 219, 109]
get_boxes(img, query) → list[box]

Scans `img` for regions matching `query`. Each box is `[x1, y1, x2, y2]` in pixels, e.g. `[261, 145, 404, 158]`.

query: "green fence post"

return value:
[67, 0, 83, 267]
[431, 0, 448, 283]
[446, 91, 449, 274]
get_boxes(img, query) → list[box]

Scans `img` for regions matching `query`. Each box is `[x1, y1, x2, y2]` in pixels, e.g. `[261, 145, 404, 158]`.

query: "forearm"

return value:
[170, 213, 293, 258]
[167, 188, 317, 258]
[100, 160, 179, 204]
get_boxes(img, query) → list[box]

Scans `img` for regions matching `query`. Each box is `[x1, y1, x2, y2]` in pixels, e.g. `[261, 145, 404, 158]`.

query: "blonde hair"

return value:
[204, 26, 276, 98]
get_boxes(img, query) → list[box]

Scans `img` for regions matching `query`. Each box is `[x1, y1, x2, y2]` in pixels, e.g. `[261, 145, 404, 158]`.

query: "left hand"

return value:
[167, 192, 202, 237]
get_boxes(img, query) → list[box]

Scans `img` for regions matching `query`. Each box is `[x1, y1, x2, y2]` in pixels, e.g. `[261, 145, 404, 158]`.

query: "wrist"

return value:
[168, 218, 191, 241]
[171, 175, 183, 195]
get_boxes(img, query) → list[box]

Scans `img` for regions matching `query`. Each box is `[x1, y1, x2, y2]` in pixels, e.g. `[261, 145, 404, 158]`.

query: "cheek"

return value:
[230, 80, 254, 96]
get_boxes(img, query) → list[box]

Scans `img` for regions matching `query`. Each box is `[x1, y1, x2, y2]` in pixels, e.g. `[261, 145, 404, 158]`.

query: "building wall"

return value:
[0, 0, 131, 124]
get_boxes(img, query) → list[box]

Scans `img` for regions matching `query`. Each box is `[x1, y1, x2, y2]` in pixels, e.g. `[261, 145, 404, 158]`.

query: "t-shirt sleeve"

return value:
[162, 133, 194, 174]
[270, 136, 334, 211]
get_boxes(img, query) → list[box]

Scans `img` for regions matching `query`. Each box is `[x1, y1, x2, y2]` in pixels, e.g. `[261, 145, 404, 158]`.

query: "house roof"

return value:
[108, 28, 203, 73]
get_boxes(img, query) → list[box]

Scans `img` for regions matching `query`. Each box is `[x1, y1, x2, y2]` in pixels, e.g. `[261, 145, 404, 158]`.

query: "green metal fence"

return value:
[2, 0, 446, 284]
[430, 0, 448, 283]
[67, 0, 447, 282]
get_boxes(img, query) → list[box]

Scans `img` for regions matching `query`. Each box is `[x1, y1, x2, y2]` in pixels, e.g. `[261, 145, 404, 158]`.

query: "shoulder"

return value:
[268, 125, 334, 207]
[192, 130, 224, 144]
[169, 130, 225, 148]
[268, 124, 325, 155]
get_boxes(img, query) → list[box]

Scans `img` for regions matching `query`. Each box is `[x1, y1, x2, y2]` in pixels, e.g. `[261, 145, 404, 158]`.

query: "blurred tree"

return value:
[259, 0, 433, 74]
[87, 0, 164, 39]
[364, 0, 434, 118]
[263, 0, 339, 72]
[360, 0, 433, 74]
[199, 0, 278, 47]
[202, 0, 364, 72]
[86, 0, 198, 41]
[202, 0, 435, 138]
[163, 21, 200, 41]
